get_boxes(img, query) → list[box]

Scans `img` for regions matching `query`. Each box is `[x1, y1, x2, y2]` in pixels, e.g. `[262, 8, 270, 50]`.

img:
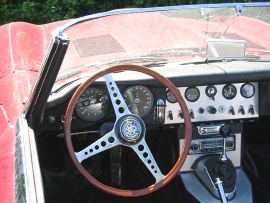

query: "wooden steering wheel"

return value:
[64, 64, 192, 197]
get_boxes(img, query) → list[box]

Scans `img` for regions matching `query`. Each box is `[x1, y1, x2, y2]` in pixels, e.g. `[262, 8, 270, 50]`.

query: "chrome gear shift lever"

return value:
[219, 125, 231, 162]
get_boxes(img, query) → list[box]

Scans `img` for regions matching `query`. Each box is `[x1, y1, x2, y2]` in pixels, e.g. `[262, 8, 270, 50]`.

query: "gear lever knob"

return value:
[220, 125, 231, 138]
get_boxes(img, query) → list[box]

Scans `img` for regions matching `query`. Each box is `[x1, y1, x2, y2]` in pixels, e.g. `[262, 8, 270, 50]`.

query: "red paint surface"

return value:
[0, 10, 270, 203]
[0, 19, 68, 203]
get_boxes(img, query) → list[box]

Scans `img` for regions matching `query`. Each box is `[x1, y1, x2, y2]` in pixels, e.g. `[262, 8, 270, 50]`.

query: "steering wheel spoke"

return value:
[76, 130, 120, 163]
[132, 139, 165, 183]
[103, 73, 131, 120]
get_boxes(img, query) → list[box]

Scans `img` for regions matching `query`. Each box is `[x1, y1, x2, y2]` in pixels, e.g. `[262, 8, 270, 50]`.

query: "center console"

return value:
[179, 124, 241, 172]
[165, 82, 258, 203]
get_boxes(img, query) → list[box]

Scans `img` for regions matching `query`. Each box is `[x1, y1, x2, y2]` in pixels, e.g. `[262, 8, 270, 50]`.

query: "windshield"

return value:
[53, 3, 270, 88]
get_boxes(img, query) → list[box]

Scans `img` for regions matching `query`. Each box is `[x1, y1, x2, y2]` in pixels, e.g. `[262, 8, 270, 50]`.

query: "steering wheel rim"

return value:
[64, 64, 192, 197]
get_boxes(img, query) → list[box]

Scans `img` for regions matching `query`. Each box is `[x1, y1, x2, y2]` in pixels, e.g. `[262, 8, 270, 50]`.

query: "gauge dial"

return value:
[222, 84, 237, 99]
[123, 86, 154, 117]
[185, 87, 200, 102]
[75, 87, 110, 122]
[241, 83, 255, 98]
[205, 85, 217, 97]
[166, 90, 177, 103]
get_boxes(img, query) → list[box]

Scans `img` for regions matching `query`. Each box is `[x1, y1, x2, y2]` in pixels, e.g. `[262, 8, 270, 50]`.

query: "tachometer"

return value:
[75, 87, 110, 122]
[185, 87, 200, 102]
[240, 83, 255, 98]
[123, 86, 154, 117]
[222, 84, 237, 100]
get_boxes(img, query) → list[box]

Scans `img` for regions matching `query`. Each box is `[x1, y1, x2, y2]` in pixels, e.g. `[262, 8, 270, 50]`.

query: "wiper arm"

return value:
[145, 48, 200, 58]
[94, 56, 168, 68]
[55, 56, 167, 83]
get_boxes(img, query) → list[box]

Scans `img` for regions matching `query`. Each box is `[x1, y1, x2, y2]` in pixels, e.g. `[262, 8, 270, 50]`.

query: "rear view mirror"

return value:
[206, 39, 246, 60]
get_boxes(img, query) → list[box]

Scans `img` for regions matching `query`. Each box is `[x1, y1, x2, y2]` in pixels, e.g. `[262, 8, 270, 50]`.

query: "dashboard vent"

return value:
[73, 34, 125, 57]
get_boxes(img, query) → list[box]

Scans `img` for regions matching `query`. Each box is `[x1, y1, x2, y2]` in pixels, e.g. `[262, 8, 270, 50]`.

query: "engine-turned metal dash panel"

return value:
[165, 82, 258, 124]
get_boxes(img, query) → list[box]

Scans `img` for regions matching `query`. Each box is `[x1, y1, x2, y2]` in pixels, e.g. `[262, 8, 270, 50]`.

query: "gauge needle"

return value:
[229, 87, 232, 94]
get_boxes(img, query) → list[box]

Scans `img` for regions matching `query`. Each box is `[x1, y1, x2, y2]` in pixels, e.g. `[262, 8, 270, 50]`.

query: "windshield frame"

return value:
[53, 2, 270, 37]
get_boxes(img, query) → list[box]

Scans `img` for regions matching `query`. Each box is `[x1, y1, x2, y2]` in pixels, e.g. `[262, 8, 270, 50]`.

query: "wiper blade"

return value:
[55, 70, 81, 82]
[94, 56, 168, 68]
[145, 48, 200, 58]
[55, 56, 167, 83]
[182, 54, 270, 65]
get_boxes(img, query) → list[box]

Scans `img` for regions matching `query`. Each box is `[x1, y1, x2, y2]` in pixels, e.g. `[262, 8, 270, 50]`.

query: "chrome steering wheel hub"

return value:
[116, 115, 145, 144]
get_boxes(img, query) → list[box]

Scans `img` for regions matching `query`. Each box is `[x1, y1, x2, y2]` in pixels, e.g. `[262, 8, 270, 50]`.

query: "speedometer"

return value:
[123, 86, 154, 117]
[75, 87, 110, 122]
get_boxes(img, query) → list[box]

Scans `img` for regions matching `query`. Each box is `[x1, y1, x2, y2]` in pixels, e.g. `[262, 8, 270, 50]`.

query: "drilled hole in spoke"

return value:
[138, 145, 144, 151]
[95, 145, 99, 150]
[151, 165, 154, 169]
[89, 149, 93, 153]
[84, 152, 88, 155]
[115, 99, 121, 105]
[111, 87, 115, 91]
[108, 137, 115, 143]
[147, 159, 151, 164]
[113, 93, 117, 97]
[118, 107, 125, 113]
[109, 82, 112, 85]
[101, 141, 106, 147]
[154, 170, 157, 173]
[143, 152, 148, 158]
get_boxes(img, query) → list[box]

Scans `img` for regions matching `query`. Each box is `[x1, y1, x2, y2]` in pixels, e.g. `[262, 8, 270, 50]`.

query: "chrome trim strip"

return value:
[52, 2, 270, 36]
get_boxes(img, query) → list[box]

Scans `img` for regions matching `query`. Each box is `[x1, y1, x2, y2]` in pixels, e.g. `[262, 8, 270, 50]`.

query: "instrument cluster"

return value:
[75, 85, 155, 122]
[45, 82, 259, 129]
[165, 82, 259, 124]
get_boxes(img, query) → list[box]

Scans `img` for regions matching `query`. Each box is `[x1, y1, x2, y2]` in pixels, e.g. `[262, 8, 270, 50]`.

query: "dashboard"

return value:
[44, 81, 259, 132]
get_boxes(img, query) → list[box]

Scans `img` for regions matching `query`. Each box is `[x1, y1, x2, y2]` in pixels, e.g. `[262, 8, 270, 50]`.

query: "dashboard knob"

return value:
[226, 141, 235, 150]
[238, 106, 245, 115]
[208, 106, 217, 114]
[191, 144, 200, 152]
[198, 107, 204, 114]
[48, 116, 56, 125]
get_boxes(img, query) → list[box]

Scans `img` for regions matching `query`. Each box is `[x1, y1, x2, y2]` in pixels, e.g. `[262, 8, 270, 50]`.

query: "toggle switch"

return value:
[178, 110, 183, 119]
[248, 105, 255, 115]
[228, 107, 235, 115]
[189, 110, 194, 119]
[168, 110, 173, 120]
[238, 106, 245, 115]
